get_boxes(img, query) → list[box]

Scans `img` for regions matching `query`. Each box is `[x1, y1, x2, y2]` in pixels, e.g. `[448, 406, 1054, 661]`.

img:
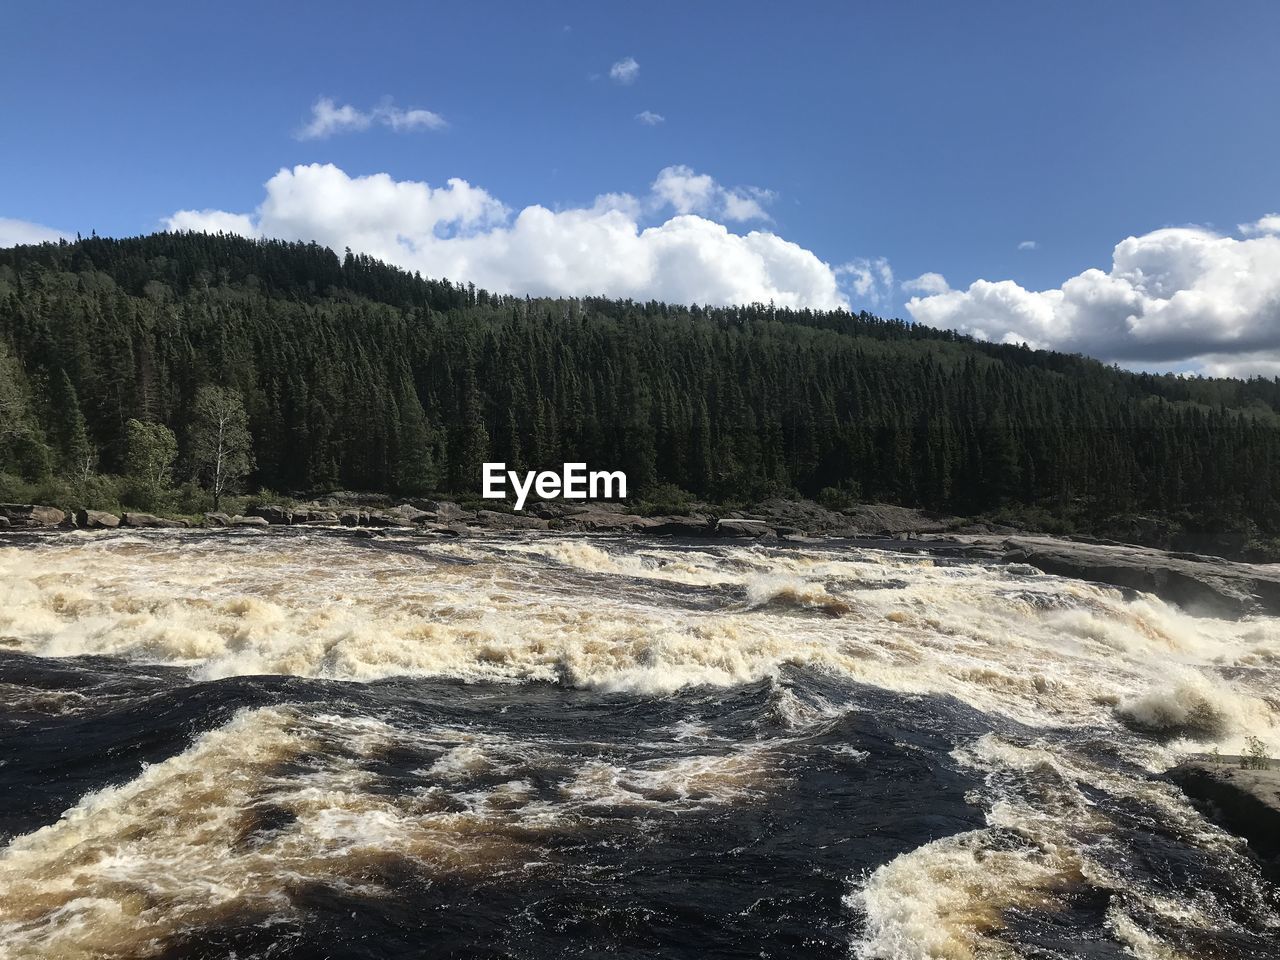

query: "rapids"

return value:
[0, 529, 1277, 958]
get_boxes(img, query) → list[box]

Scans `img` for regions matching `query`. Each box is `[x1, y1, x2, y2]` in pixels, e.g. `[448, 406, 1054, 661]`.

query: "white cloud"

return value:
[906, 222, 1280, 367]
[376, 104, 446, 132]
[609, 57, 639, 84]
[165, 209, 258, 237]
[901, 272, 950, 296]
[651, 166, 717, 215]
[635, 110, 665, 126]
[296, 97, 446, 140]
[165, 163, 851, 309]
[1239, 213, 1280, 237]
[837, 257, 895, 308]
[0, 218, 70, 247]
[650, 165, 772, 222]
[1017, 239, 1038, 251]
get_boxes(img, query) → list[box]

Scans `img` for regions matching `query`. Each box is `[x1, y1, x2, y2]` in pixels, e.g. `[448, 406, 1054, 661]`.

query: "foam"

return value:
[2, 535, 1276, 745]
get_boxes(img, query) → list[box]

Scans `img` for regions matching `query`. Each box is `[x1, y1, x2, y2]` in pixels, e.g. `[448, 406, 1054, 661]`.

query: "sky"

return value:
[3, 1, 1280, 375]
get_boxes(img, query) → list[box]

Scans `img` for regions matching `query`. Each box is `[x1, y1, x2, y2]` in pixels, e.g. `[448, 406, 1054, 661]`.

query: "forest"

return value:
[2, 231, 1280, 555]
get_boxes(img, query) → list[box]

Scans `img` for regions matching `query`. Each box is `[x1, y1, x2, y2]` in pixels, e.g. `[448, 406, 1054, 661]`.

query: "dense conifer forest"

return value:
[2, 232, 1279, 553]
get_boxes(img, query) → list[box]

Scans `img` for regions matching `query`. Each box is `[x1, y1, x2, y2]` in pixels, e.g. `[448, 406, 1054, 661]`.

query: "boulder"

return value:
[0, 515, 8, 529]
[387, 503, 434, 524]
[433, 501, 467, 522]
[230, 515, 270, 527]
[0, 504, 66, 527]
[204, 512, 232, 527]
[647, 516, 713, 536]
[76, 509, 121, 529]
[247, 504, 292, 525]
[338, 509, 398, 528]
[122, 513, 187, 528]
[715, 518, 772, 538]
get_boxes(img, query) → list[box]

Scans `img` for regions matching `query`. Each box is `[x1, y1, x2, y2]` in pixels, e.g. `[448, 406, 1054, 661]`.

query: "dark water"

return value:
[0, 652, 1275, 958]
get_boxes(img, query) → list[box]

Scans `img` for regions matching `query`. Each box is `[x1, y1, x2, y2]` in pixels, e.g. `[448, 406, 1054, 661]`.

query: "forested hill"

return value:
[2, 232, 1279, 552]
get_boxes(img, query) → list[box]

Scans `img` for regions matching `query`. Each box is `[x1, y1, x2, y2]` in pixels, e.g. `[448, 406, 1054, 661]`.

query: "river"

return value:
[1, 529, 1277, 958]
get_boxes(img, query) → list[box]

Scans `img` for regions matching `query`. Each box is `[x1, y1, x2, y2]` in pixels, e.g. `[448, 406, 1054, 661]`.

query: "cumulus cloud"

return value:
[901, 272, 950, 296]
[650, 165, 771, 222]
[165, 163, 852, 309]
[635, 110, 665, 126]
[906, 222, 1280, 371]
[837, 257, 895, 308]
[1239, 213, 1280, 237]
[1017, 239, 1037, 251]
[297, 97, 446, 140]
[0, 217, 70, 247]
[609, 57, 639, 84]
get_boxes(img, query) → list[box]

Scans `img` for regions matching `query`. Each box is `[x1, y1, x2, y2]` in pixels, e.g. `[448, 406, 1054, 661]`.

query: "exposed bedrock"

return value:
[1168, 760, 1280, 871]
[922, 535, 1280, 618]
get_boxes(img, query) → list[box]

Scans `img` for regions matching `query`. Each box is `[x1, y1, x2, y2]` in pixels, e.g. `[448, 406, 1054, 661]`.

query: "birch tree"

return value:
[189, 386, 254, 510]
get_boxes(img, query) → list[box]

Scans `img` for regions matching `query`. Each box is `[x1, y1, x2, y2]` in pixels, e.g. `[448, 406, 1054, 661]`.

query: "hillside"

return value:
[2, 232, 1279, 556]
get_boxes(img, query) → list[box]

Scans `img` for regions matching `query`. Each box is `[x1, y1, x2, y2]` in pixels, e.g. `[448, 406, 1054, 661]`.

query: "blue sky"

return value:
[3, 1, 1280, 373]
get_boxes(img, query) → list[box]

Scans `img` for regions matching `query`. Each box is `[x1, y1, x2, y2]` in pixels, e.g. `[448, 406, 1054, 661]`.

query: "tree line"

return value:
[2, 232, 1279, 554]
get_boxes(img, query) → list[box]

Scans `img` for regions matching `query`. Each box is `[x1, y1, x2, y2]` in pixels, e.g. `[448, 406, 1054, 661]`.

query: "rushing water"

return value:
[0, 529, 1277, 959]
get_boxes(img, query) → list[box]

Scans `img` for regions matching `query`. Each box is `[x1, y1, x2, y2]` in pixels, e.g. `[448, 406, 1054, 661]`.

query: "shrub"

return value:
[1241, 736, 1271, 770]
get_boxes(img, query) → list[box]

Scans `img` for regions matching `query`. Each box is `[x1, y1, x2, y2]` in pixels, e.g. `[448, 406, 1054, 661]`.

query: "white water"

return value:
[1, 530, 1277, 958]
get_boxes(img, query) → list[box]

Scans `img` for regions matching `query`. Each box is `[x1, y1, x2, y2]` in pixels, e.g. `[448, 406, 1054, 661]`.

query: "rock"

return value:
[337, 509, 398, 528]
[433, 502, 467, 522]
[387, 503, 433, 524]
[204, 512, 232, 527]
[715, 518, 772, 538]
[918, 534, 1280, 619]
[561, 501, 629, 516]
[474, 510, 551, 531]
[0, 504, 66, 528]
[293, 508, 339, 525]
[76, 509, 121, 529]
[1169, 758, 1280, 868]
[122, 513, 187, 528]
[0, 515, 8, 528]
[247, 504, 292, 525]
[557, 511, 655, 532]
[527, 501, 569, 520]
[647, 516, 713, 536]
[230, 515, 270, 527]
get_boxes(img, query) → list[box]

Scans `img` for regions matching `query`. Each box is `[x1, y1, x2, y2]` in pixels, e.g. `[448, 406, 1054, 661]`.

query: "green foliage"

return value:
[123, 419, 177, 509]
[1241, 736, 1271, 770]
[188, 386, 254, 509]
[634, 483, 696, 516]
[2, 232, 1280, 556]
[818, 486, 860, 512]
